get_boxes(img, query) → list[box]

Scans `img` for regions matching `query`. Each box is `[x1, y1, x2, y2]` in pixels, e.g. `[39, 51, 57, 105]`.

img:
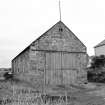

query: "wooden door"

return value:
[62, 53, 78, 84]
[45, 52, 62, 85]
[45, 52, 78, 85]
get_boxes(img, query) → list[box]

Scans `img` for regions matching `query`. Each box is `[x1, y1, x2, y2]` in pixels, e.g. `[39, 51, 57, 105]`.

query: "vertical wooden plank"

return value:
[44, 52, 46, 94]
[46, 52, 51, 85]
[45, 52, 63, 85]
[62, 53, 78, 85]
[45, 52, 87, 86]
[54, 53, 62, 85]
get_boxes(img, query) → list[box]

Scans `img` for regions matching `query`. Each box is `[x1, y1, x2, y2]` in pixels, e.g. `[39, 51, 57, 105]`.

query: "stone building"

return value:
[12, 21, 88, 92]
[94, 39, 105, 56]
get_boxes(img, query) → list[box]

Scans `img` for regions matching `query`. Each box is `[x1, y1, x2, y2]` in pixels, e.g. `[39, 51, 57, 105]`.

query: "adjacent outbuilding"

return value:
[94, 39, 105, 56]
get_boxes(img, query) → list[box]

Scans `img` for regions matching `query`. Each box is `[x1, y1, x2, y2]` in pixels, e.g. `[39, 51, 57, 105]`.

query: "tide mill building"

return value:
[12, 21, 88, 93]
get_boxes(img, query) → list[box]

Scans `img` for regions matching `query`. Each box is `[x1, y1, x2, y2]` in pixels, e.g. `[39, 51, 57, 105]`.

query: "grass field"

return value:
[0, 79, 105, 105]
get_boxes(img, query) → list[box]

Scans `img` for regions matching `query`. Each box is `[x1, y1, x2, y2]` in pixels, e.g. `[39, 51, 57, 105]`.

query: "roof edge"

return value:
[12, 21, 62, 61]
[94, 44, 105, 48]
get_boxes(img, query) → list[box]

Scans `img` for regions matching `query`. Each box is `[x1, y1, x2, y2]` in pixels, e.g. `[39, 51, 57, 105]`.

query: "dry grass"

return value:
[1, 79, 105, 105]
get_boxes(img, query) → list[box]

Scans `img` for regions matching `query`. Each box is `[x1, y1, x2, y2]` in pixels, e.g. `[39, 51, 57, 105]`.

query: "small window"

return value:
[59, 28, 63, 32]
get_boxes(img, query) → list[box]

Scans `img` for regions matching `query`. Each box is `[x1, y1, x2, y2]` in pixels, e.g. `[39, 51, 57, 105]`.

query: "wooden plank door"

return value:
[45, 52, 78, 85]
[45, 52, 62, 85]
[62, 53, 78, 84]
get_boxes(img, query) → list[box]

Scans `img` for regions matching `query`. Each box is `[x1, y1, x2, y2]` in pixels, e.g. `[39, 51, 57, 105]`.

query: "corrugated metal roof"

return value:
[94, 39, 105, 48]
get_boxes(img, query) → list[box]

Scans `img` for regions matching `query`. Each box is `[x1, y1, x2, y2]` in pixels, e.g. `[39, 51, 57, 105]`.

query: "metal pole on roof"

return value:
[59, 0, 62, 21]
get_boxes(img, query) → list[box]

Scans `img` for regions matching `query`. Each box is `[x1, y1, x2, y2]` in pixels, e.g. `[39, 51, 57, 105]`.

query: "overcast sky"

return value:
[0, 0, 105, 68]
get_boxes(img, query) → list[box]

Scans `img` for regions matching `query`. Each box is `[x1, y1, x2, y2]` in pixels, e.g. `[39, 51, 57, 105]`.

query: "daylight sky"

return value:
[0, 0, 105, 68]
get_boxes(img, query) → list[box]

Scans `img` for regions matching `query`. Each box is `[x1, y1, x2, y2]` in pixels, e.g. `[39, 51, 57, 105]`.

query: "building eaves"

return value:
[94, 39, 105, 48]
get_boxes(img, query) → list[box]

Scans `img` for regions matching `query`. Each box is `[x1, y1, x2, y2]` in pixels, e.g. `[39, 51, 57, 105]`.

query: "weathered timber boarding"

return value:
[12, 21, 88, 92]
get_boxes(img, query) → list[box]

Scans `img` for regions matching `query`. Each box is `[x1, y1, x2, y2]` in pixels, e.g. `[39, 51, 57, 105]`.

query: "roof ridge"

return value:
[94, 39, 105, 48]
